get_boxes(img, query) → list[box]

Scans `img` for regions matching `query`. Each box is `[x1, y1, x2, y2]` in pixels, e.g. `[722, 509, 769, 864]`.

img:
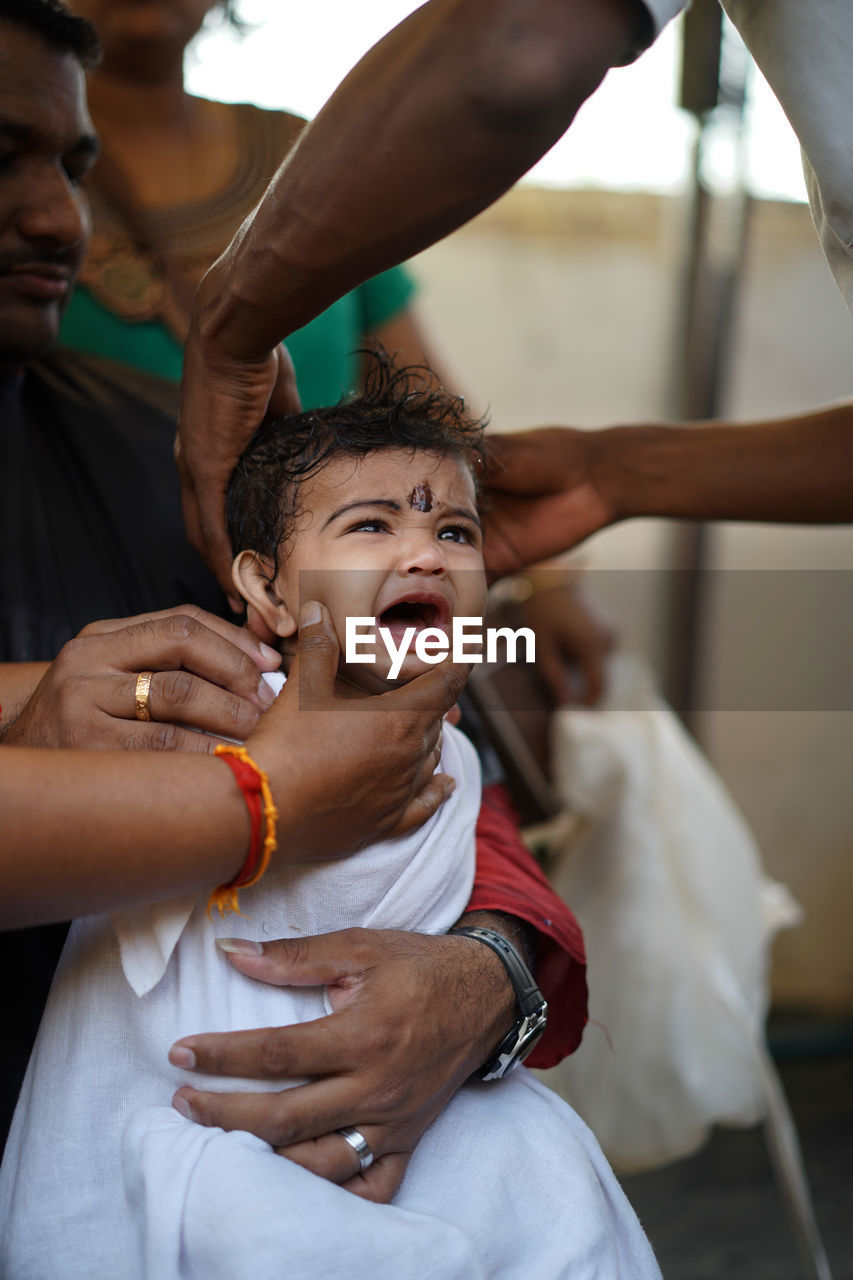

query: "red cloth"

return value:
[468, 783, 587, 1068]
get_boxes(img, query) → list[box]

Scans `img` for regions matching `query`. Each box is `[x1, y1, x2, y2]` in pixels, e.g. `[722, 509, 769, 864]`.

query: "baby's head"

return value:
[228, 350, 488, 690]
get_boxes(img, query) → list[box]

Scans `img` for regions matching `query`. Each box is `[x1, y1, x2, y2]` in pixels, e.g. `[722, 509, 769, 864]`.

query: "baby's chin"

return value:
[337, 655, 439, 695]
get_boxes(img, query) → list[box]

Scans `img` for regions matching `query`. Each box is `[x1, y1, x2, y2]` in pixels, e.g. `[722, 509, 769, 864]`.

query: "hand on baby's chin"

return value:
[270, 641, 393, 694]
[254, 620, 438, 697]
[336, 663, 411, 698]
[276, 624, 423, 694]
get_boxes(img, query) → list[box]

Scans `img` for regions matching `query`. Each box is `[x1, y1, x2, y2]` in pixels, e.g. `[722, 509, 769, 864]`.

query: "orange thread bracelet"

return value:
[209, 745, 278, 917]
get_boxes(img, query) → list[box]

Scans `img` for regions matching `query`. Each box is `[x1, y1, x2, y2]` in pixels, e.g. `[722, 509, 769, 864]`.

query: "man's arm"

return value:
[202, 0, 652, 350]
[482, 404, 853, 574]
[177, 0, 654, 591]
[0, 604, 460, 927]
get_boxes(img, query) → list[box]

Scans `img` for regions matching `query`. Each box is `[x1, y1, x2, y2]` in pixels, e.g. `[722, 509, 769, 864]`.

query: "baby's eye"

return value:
[347, 518, 388, 534]
[438, 524, 478, 546]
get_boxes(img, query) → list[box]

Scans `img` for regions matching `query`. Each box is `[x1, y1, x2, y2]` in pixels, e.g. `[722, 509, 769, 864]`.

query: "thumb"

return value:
[266, 344, 302, 420]
[288, 601, 340, 703]
[196, 484, 239, 600]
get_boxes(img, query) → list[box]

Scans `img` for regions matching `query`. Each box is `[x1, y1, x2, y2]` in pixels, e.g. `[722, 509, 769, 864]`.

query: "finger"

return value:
[170, 1013, 358, 1082]
[81, 605, 281, 672]
[482, 429, 569, 494]
[404, 738, 444, 803]
[173, 1075, 364, 1148]
[121, 669, 262, 740]
[287, 601, 340, 704]
[198, 485, 241, 601]
[178, 472, 204, 565]
[340, 1152, 410, 1204]
[181, 476, 239, 614]
[482, 433, 550, 491]
[384, 772, 456, 839]
[381, 657, 470, 724]
[275, 1122, 388, 1185]
[84, 614, 278, 709]
[207, 929, 373, 990]
[265, 344, 302, 419]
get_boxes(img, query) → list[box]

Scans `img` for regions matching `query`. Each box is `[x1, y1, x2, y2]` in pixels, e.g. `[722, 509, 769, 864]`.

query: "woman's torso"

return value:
[59, 101, 415, 407]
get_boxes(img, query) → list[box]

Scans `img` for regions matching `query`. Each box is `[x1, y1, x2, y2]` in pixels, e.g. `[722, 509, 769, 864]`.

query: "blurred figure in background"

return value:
[61, 1, 442, 409]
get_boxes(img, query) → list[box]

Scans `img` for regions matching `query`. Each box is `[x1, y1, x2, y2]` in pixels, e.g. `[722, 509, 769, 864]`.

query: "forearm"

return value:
[0, 748, 247, 929]
[596, 403, 853, 526]
[457, 908, 537, 969]
[198, 0, 647, 359]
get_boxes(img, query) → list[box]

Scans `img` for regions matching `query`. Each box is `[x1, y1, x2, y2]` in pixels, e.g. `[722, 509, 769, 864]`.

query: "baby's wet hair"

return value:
[227, 346, 487, 571]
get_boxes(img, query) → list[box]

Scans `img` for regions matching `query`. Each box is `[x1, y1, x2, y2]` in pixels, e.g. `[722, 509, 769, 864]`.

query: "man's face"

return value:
[236, 448, 488, 692]
[0, 23, 97, 373]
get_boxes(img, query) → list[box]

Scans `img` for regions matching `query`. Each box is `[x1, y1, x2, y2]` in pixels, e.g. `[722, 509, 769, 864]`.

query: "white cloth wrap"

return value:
[111, 669, 289, 997]
[541, 654, 801, 1173]
[0, 717, 660, 1278]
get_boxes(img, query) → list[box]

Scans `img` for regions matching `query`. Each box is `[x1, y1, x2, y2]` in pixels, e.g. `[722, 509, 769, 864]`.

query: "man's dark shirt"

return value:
[0, 351, 228, 1149]
[0, 351, 226, 660]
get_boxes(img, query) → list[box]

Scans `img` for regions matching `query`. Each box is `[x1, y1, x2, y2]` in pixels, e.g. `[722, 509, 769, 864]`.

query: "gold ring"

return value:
[135, 671, 153, 722]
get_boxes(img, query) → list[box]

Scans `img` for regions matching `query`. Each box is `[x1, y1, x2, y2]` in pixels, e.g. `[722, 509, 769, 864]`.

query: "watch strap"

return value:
[450, 925, 548, 1079]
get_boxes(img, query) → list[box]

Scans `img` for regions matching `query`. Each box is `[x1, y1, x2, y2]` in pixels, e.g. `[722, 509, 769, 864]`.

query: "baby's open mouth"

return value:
[378, 596, 448, 631]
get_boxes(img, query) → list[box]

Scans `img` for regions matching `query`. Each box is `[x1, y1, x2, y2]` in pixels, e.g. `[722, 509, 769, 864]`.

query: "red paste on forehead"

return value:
[408, 481, 434, 512]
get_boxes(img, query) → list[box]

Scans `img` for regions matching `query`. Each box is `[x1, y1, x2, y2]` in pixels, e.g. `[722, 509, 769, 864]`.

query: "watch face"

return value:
[518, 1009, 548, 1057]
[450, 928, 548, 1082]
[480, 1006, 548, 1081]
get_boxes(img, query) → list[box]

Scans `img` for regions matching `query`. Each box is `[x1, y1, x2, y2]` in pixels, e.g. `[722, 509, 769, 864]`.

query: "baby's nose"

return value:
[397, 535, 446, 575]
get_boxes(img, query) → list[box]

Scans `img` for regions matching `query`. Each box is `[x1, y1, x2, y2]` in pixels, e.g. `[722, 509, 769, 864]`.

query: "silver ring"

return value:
[337, 1125, 374, 1172]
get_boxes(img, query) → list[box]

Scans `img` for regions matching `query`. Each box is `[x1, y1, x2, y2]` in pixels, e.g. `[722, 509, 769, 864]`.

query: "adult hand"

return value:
[176, 274, 301, 606]
[169, 925, 515, 1204]
[0, 605, 281, 751]
[482, 427, 616, 576]
[519, 583, 616, 706]
[249, 603, 469, 858]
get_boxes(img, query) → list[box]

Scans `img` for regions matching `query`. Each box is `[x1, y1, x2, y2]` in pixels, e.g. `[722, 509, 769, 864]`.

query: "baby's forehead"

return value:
[311, 447, 478, 504]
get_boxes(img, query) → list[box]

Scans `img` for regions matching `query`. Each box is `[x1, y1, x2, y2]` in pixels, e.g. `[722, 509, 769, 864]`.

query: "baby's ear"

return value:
[231, 551, 297, 638]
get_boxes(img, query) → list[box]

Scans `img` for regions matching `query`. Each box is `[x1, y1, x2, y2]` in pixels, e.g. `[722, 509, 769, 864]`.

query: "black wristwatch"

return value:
[450, 925, 548, 1081]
